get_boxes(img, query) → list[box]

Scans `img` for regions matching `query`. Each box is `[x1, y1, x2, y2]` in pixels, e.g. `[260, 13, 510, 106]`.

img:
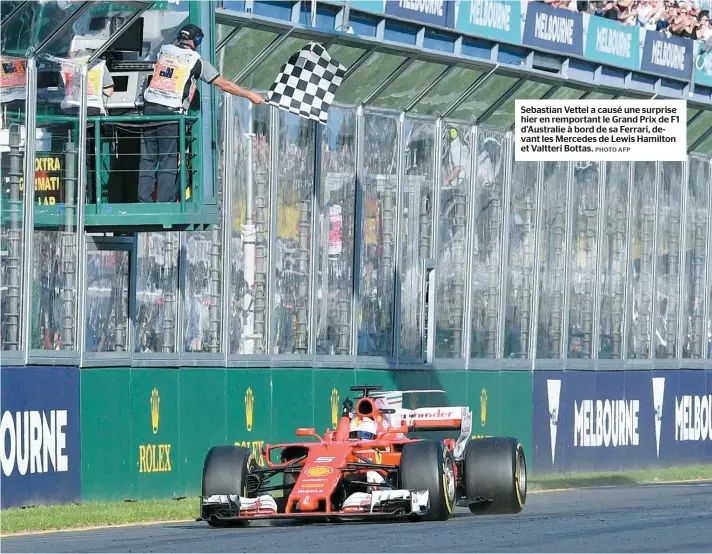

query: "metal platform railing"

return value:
[88, 114, 198, 209]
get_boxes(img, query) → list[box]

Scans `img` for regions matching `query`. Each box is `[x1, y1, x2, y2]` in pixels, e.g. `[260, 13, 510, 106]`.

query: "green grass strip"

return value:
[1, 498, 200, 535]
[2, 465, 711, 535]
[528, 464, 712, 491]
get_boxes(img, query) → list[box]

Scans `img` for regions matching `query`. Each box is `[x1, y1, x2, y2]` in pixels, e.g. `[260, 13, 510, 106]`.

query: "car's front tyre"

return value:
[400, 440, 456, 522]
[201, 445, 255, 527]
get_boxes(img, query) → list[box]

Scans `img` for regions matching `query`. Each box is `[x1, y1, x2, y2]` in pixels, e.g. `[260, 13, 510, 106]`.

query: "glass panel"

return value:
[682, 157, 709, 359]
[470, 129, 506, 358]
[409, 66, 483, 117]
[598, 161, 630, 360]
[626, 161, 657, 359]
[536, 161, 568, 359]
[550, 87, 587, 100]
[449, 75, 518, 123]
[2, 1, 83, 57]
[1, 1, 24, 22]
[216, 23, 237, 46]
[436, 123, 471, 358]
[0, 55, 27, 351]
[241, 37, 312, 91]
[40, 2, 140, 57]
[482, 81, 553, 129]
[30, 58, 82, 351]
[323, 44, 366, 71]
[687, 109, 699, 123]
[371, 61, 447, 110]
[687, 112, 712, 150]
[334, 52, 406, 106]
[358, 112, 398, 356]
[503, 160, 538, 359]
[400, 119, 435, 359]
[586, 92, 616, 100]
[693, 131, 712, 157]
[140, 4, 190, 62]
[228, 99, 272, 355]
[184, 82, 226, 354]
[316, 108, 357, 355]
[134, 232, 179, 354]
[217, 27, 279, 82]
[85, 249, 129, 353]
[184, 231, 221, 353]
[272, 110, 316, 355]
[567, 162, 600, 359]
[654, 161, 683, 359]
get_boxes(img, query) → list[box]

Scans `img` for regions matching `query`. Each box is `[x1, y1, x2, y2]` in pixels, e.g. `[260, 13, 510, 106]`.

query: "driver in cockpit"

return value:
[340, 397, 378, 441]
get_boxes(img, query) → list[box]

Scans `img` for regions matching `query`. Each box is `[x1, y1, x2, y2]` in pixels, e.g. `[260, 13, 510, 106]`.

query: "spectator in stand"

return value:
[635, 0, 666, 29]
[615, 0, 635, 24]
[653, 1, 675, 32]
[595, 1, 623, 20]
[695, 9, 712, 37]
[668, 1, 698, 37]
[532, 0, 709, 40]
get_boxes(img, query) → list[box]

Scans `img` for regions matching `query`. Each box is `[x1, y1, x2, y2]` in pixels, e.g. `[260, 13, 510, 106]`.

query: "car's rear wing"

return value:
[370, 391, 472, 458]
[370, 389, 446, 410]
[397, 406, 472, 458]
[398, 406, 470, 431]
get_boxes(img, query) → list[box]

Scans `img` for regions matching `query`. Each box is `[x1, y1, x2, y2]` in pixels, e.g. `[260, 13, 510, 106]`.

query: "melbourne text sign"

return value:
[532, 369, 712, 475]
[1, 366, 81, 508]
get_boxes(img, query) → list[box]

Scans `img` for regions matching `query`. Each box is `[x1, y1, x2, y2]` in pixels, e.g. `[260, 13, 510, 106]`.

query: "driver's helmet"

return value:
[349, 416, 377, 440]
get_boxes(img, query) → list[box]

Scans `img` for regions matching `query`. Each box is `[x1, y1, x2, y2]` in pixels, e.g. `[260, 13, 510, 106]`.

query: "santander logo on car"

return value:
[407, 408, 460, 419]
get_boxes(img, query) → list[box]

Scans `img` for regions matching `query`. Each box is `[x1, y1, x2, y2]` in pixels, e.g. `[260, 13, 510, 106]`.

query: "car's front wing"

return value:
[200, 489, 430, 523]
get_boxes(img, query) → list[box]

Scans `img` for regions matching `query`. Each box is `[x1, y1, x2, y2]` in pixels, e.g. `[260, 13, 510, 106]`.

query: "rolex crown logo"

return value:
[330, 388, 339, 429]
[480, 388, 487, 427]
[150, 388, 160, 434]
[245, 387, 254, 432]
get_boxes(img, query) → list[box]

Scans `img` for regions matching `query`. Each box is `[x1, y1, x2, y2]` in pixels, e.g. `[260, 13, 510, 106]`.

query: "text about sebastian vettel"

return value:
[514, 99, 687, 162]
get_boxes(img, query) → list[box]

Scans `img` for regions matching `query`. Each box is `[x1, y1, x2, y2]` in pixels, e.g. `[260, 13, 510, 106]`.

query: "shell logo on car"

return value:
[305, 466, 333, 477]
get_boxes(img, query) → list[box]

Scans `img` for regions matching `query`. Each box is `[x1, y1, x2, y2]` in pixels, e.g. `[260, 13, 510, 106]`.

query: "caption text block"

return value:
[515, 99, 687, 162]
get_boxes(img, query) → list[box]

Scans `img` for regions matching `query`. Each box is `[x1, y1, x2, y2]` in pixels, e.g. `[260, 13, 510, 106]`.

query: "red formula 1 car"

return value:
[199, 385, 527, 526]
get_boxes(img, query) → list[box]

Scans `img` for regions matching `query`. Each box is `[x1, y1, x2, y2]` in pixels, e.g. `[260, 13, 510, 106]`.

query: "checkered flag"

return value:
[266, 42, 346, 124]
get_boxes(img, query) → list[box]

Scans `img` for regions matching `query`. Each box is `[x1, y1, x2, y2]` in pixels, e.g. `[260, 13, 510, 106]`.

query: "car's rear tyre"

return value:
[464, 437, 527, 515]
[201, 446, 255, 527]
[400, 440, 456, 522]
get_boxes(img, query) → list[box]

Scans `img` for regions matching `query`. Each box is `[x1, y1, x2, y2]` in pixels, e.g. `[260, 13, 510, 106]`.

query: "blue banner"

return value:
[1, 366, 82, 509]
[523, 1, 584, 57]
[585, 14, 640, 70]
[694, 46, 712, 88]
[385, 0, 455, 28]
[532, 369, 712, 475]
[640, 31, 694, 81]
[674, 370, 711, 465]
[455, 0, 521, 44]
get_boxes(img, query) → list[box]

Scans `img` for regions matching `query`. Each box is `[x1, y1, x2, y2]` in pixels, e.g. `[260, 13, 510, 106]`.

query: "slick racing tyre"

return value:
[400, 440, 456, 522]
[464, 437, 527, 515]
[201, 446, 255, 527]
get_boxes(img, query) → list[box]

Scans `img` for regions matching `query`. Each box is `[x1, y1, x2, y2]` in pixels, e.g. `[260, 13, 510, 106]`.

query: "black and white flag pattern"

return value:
[266, 42, 346, 124]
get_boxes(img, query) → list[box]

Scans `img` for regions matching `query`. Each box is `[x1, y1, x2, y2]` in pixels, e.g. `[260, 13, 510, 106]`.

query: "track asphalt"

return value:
[3, 483, 711, 552]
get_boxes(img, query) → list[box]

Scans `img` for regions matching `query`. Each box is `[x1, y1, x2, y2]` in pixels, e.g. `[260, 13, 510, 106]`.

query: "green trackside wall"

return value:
[80, 368, 533, 502]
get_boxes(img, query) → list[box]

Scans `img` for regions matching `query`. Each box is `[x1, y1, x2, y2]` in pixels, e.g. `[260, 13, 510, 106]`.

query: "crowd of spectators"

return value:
[538, 0, 712, 40]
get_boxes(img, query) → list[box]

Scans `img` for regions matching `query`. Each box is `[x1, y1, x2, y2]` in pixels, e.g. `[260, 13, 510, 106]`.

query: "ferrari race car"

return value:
[199, 385, 527, 526]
